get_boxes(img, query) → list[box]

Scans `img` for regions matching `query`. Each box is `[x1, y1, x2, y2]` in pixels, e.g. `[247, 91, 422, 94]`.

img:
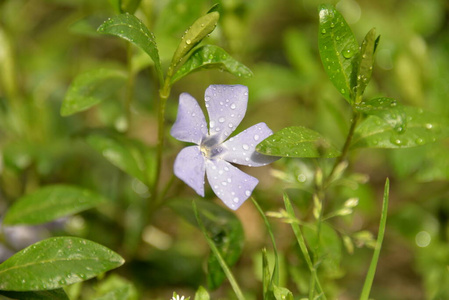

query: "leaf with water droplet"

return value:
[318, 4, 359, 104]
[97, 14, 163, 84]
[355, 28, 379, 101]
[170, 11, 219, 71]
[2, 185, 107, 226]
[256, 126, 341, 158]
[168, 198, 244, 290]
[0, 237, 124, 291]
[171, 45, 253, 84]
[352, 106, 449, 148]
[61, 68, 126, 116]
[355, 97, 406, 132]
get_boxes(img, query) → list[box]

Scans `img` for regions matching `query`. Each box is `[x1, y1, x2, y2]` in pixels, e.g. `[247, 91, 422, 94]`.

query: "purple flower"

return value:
[170, 84, 278, 210]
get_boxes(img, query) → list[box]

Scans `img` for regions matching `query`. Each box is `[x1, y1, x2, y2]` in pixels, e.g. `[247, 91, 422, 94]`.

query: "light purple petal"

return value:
[174, 146, 206, 196]
[205, 85, 248, 144]
[170, 93, 208, 144]
[205, 159, 258, 210]
[221, 122, 279, 166]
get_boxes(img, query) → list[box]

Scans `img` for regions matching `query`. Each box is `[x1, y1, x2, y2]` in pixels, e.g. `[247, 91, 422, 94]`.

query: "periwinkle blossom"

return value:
[170, 85, 278, 210]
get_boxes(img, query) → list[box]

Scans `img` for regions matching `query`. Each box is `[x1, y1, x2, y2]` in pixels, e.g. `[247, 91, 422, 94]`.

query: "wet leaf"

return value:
[0, 289, 69, 299]
[352, 106, 449, 148]
[97, 14, 163, 84]
[171, 45, 252, 84]
[2, 185, 107, 226]
[356, 28, 378, 100]
[318, 4, 359, 104]
[61, 68, 126, 116]
[0, 237, 124, 291]
[256, 126, 341, 158]
[355, 97, 406, 132]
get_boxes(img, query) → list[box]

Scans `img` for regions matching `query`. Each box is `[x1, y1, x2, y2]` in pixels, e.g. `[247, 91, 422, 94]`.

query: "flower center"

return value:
[200, 137, 224, 159]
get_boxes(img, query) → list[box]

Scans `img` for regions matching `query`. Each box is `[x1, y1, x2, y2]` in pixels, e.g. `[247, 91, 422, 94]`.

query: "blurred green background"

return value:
[1, 0, 449, 299]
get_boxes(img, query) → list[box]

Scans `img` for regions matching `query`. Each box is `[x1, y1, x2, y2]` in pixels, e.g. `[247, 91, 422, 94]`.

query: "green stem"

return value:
[193, 201, 246, 300]
[125, 42, 135, 128]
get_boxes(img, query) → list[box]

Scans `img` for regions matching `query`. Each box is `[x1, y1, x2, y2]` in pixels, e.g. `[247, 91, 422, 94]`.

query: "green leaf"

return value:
[318, 4, 359, 103]
[170, 11, 219, 70]
[86, 131, 155, 185]
[121, 0, 141, 14]
[273, 285, 294, 300]
[168, 198, 244, 290]
[61, 68, 126, 116]
[0, 237, 124, 291]
[97, 14, 163, 84]
[256, 126, 341, 158]
[107, 0, 122, 14]
[355, 97, 406, 132]
[352, 106, 449, 148]
[262, 249, 275, 300]
[355, 28, 378, 101]
[171, 45, 252, 84]
[92, 275, 138, 300]
[194, 286, 210, 300]
[2, 185, 107, 226]
[0, 289, 69, 300]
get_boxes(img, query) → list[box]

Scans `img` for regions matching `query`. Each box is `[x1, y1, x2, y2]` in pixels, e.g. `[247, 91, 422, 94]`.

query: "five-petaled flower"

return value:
[171, 295, 186, 300]
[170, 84, 278, 210]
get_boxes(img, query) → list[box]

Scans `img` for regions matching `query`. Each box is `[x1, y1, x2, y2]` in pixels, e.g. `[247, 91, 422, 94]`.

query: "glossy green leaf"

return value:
[352, 106, 449, 148]
[355, 97, 406, 132]
[194, 286, 210, 300]
[256, 126, 341, 158]
[0, 237, 124, 291]
[171, 45, 252, 84]
[355, 28, 378, 101]
[61, 68, 126, 116]
[0, 289, 69, 299]
[168, 198, 244, 290]
[97, 14, 163, 84]
[318, 4, 359, 103]
[273, 285, 294, 300]
[86, 131, 155, 185]
[2, 185, 107, 226]
[170, 11, 219, 70]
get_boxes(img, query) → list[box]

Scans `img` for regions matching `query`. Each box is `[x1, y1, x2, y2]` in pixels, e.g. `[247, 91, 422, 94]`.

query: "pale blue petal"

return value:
[174, 146, 206, 196]
[221, 122, 279, 166]
[205, 159, 258, 210]
[171, 93, 208, 144]
[205, 85, 248, 144]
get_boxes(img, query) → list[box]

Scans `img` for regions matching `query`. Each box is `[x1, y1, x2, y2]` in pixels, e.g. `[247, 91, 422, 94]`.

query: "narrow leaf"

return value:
[352, 106, 449, 148]
[86, 131, 155, 185]
[170, 11, 219, 70]
[355, 97, 406, 132]
[2, 185, 107, 226]
[318, 4, 359, 103]
[256, 126, 341, 158]
[168, 198, 244, 290]
[0, 237, 124, 291]
[121, 0, 141, 14]
[171, 45, 252, 84]
[97, 14, 163, 84]
[61, 68, 126, 116]
[0, 289, 69, 300]
[355, 28, 378, 101]
[360, 179, 389, 300]
[273, 285, 294, 300]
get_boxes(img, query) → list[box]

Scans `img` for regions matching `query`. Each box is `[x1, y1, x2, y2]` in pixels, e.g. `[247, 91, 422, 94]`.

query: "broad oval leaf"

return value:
[355, 28, 379, 101]
[61, 68, 126, 116]
[86, 131, 155, 185]
[194, 286, 210, 300]
[97, 14, 163, 84]
[355, 97, 406, 132]
[0, 237, 124, 291]
[171, 45, 252, 84]
[170, 11, 219, 70]
[0, 289, 69, 300]
[2, 185, 107, 226]
[256, 126, 341, 158]
[352, 106, 449, 148]
[318, 4, 359, 104]
[168, 198, 244, 290]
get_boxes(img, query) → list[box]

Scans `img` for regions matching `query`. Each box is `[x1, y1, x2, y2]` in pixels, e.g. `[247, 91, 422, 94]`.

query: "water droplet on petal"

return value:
[233, 197, 239, 203]
[210, 121, 215, 128]
[245, 190, 251, 196]
[242, 144, 249, 150]
[254, 134, 260, 141]
[230, 103, 236, 109]
[219, 117, 225, 123]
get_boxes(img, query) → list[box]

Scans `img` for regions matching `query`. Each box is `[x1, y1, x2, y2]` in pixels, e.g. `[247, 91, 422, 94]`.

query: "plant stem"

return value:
[125, 42, 135, 128]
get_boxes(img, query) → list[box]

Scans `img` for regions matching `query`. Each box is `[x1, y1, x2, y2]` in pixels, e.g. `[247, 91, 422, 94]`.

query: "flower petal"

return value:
[205, 159, 258, 210]
[174, 146, 206, 196]
[221, 122, 279, 166]
[171, 93, 208, 144]
[205, 85, 248, 144]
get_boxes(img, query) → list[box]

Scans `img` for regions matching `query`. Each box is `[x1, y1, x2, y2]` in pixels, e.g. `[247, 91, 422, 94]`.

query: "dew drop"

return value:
[230, 103, 236, 109]
[221, 181, 227, 186]
[341, 88, 346, 94]
[205, 96, 210, 102]
[343, 48, 355, 59]
[242, 144, 249, 150]
[218, 117, 225, 123]
[425, 123, 433, 129]
[228, 123, 233, 128]
[321, 28, 326, 34]
[415, 138, 424, 145]
[233, 197, 239, 203]
[186, 39, 192, 45]
[245, 190, 251, 196]
[297, 174, 307, 183]
[227, 178, 232, 183]
[210, 121, 215, 128]
[254, 134, 260, 141]
[330, 22, 335, 28]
